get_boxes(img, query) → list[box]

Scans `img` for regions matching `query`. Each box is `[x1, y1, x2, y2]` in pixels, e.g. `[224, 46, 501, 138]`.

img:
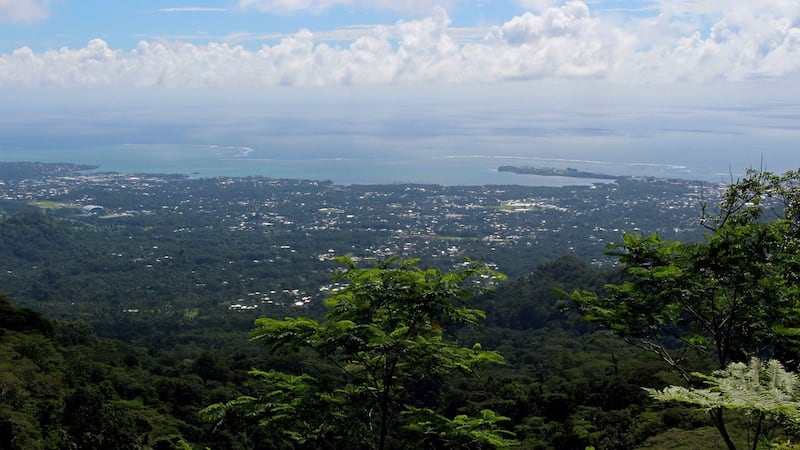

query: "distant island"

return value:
[498, 165, 619, 180]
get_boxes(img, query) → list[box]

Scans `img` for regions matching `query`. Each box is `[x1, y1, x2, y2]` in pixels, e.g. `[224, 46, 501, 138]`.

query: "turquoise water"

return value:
[1, 144, 719, 186]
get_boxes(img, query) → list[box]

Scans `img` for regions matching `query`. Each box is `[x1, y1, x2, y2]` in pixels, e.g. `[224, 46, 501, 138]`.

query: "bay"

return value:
[1, 144, 723, 186]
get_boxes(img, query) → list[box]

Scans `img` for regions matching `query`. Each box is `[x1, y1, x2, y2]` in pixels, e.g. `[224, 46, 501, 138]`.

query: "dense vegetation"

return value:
[0, 259, 689, 450]
[569, 168, 800, 449]
[203, 258, 514, 450]
[2, 163, 799, 449]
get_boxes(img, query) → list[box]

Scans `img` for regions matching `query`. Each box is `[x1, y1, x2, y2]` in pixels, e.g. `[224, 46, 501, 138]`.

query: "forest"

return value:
[1, 164, 799, 449]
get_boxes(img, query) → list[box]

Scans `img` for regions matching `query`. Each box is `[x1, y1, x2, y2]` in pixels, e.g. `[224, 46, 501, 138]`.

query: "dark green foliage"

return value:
[571, 169, 800, 374]
[474, 254, 607, 330]
[402, 407, 516, 449]
[0, 210, 72, 262]
[569, 169, 800, 449]
[203, 258, 515, 450]
[451, 325, 694, 449]
[0, 293, 53, 336]
[0, 294, 225, 449]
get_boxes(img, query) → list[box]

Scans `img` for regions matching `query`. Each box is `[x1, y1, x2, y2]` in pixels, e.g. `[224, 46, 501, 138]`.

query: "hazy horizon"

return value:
[1, 1, 799, 183]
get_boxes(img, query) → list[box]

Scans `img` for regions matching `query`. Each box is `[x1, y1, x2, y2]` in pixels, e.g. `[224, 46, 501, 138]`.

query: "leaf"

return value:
[388, 326, 409, 338]
[647, 358, 800, 425]
[209, 258, 510, 449]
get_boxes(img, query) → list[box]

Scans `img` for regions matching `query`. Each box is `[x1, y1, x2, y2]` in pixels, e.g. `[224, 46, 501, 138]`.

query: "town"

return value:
[0, 162, 720, 322]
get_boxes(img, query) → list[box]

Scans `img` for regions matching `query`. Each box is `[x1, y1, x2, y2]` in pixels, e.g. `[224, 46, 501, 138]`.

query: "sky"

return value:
[2, 0, 799, 86]
[0, 0, 798, 178]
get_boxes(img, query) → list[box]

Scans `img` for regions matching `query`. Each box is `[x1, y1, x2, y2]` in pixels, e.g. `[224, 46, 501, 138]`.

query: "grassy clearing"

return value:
[28, 200, 82, 209]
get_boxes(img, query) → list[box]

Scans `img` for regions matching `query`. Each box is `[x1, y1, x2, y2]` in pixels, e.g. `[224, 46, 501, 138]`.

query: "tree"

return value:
[647, 358, 800, 450]
[567, 169, 800, 450]
[202, 257, 516, 450]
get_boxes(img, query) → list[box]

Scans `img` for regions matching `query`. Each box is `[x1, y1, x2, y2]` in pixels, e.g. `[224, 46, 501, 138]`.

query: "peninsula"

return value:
[498, 165, 619, 180]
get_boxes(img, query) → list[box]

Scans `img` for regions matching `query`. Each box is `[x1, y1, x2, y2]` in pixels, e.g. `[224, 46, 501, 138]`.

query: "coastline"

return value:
[498, 165, 619, 180]
[0, 145, 720, 186]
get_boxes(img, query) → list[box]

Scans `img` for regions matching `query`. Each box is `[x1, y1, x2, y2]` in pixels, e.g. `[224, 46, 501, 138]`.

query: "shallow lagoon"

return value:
[0, 144, 720, 186]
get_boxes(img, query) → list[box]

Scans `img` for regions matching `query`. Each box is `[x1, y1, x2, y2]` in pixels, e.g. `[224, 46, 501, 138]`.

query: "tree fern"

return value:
[647, 359, 800, 422]
[647, 358, 800, 448]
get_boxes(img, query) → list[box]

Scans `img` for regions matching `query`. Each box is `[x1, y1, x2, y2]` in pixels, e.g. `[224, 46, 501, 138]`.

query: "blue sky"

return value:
[0, 1, 798, 178]
[1, 1, 653, 52]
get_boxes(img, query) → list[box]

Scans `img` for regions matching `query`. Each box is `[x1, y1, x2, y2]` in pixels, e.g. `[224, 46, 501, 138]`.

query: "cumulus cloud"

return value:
[625, 0, 800, 81]
[0, 1, 799, 87]
[0, 0, 51, 23]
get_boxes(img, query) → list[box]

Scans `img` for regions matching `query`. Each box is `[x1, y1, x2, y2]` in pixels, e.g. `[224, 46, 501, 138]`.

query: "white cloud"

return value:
[623, 0, 800, 81]
[654, 0, 798, 17]
[211, 23, 489, 46]
[1, 1, 799, 87]
[0, 0, 51, 23]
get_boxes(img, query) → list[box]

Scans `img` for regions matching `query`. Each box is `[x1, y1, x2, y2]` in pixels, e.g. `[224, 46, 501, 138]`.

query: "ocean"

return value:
[3, 82, 799, 187]
[0, 144, 730, 186]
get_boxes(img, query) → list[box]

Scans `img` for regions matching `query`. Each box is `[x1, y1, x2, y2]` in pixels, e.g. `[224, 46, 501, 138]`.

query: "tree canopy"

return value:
[568, 169, 800, 449]
[202, 257, 516, 450]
